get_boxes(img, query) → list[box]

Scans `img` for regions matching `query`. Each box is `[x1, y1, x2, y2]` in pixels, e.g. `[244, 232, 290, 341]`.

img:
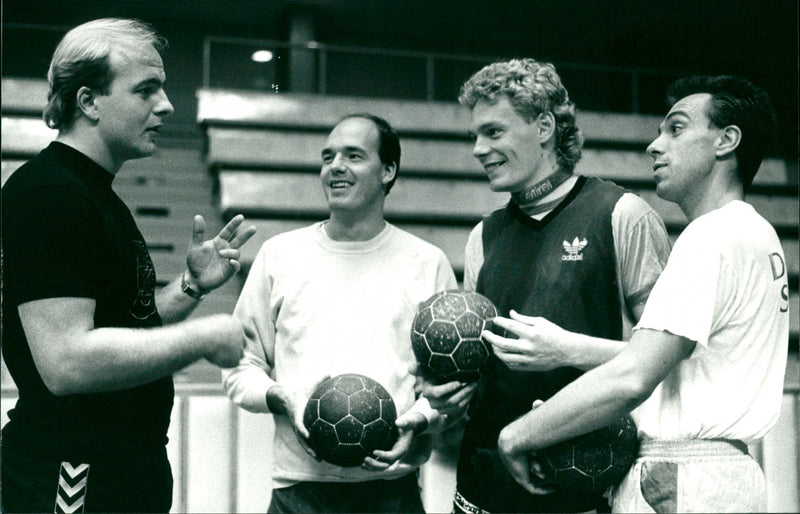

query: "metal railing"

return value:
[202, 36, 689, 114]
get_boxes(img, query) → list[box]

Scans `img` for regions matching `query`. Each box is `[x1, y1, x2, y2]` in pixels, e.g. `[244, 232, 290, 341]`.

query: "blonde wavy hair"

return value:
[459, 58, 584, 173]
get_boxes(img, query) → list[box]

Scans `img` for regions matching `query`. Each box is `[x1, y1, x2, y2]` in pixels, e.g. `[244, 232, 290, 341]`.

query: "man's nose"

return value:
[155, 90, 174, 117]
[646, 135, 663, 158]
[472, 135, 490, 159]
[328, 154, 347, 173]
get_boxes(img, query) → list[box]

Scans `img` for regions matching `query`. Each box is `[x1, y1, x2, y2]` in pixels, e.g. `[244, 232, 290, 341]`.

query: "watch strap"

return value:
[181, 271, 206, 300]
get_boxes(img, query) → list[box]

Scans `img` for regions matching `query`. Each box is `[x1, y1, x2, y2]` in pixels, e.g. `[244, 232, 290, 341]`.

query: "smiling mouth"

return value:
[330, 181, 351, 189]
[484, 162, 504, 173]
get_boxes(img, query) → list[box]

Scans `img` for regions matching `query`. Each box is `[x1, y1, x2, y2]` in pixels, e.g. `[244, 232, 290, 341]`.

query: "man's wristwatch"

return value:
[181, 271, 206, 300]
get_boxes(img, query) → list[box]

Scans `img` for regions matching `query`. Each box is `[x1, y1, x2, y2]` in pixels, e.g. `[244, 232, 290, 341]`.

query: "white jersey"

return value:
[634, 200, 789, 444]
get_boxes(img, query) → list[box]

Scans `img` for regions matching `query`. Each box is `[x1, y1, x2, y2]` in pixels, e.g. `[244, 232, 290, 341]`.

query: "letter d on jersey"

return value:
[769, 253, 785, 280]
[769, 253, 789, 313]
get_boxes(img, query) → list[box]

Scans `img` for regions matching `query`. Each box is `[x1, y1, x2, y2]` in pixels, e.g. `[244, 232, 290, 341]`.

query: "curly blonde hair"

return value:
[459, 59, 584, 173]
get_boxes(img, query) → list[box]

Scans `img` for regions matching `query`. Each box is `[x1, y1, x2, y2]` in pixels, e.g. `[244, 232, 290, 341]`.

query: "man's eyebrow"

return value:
[666, 109, 689, 119]
[133, 77, 164, 89]
[321, 145, 366, 155]
[469, 121, 503, 135]
[657, 110, 690, 133]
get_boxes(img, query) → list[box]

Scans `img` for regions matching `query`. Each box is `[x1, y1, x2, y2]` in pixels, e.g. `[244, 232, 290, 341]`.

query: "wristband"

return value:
[181, 271, 206, 300]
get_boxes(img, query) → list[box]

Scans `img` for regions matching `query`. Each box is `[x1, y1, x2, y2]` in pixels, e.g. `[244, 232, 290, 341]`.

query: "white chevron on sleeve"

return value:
[58, 475, 88, 497]
[61, 462, 90, 478]
[55, 493, 85, 513]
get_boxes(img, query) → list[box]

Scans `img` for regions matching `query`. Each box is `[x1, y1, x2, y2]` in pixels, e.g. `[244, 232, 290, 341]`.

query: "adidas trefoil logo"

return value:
[562, 237, 588, 261]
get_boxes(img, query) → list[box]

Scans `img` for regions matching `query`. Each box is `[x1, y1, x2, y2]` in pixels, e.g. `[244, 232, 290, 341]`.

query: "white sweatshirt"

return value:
[223, 222, 457, 487]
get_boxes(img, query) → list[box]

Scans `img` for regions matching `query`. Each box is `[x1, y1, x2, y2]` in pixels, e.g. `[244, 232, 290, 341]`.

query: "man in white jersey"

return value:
[223, 113, 457, 512]
[494, 75, 789, 512]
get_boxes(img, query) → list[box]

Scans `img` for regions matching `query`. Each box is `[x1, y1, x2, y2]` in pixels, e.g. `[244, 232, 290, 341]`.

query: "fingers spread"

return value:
[217, 214, 244, 243]
[229, 224, 257, 249]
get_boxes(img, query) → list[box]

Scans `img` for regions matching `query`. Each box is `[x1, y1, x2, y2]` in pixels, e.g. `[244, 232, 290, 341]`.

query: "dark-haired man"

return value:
[496, 75, 789, 512]
[223, 113, 456, 513]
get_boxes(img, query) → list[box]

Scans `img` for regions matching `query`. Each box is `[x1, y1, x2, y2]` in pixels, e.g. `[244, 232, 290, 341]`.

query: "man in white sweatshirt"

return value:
[223, 113, 457, 512]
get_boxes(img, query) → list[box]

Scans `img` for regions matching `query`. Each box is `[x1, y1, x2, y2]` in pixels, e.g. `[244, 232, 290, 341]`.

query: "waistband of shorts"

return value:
[639, 438, 748, 458]
[454, 491, 491, 514]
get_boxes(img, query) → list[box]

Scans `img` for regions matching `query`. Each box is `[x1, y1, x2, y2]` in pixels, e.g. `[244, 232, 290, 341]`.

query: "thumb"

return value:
[396, 411, 427, 433]
[192, 215, 207, 245]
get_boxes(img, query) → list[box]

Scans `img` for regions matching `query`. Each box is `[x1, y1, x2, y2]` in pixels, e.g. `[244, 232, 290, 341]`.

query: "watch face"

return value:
[181, 273, 204, 299]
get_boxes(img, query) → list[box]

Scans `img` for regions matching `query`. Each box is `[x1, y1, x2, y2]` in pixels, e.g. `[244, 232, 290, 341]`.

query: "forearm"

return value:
[49, 318, 219, 394]
[564, 332, 627, 370]
[156, 272, 202, 323]
[223, 361, 276, 413]
[499, 358, 645, 454]
[499, 329, 694, 454]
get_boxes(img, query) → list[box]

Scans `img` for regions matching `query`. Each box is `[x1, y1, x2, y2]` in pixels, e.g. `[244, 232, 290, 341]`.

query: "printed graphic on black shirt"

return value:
[130, 240, 158, 321]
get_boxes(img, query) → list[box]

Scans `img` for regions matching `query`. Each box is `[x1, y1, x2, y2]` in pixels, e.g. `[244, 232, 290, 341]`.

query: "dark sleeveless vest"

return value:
[457, 176, 626, 513]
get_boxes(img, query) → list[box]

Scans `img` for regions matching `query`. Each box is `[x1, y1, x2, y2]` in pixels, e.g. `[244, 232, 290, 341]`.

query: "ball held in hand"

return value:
[539, 414, 639, 495]
[411, 289, 499, 383]
[303, 374, 398, 467]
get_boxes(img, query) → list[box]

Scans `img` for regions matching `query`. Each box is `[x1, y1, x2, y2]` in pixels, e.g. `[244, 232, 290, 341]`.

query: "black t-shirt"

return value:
[1, 142, 174, 458]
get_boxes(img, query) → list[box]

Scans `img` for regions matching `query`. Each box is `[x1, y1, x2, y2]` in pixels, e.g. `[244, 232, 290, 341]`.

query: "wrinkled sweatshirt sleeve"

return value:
[222, 243, 277, 413]
[463, 222, 484, 292]
[406, 249, 459, 433]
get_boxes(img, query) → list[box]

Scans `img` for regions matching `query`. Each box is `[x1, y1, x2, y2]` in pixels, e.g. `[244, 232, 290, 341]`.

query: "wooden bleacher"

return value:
[196, 88, 799, 350]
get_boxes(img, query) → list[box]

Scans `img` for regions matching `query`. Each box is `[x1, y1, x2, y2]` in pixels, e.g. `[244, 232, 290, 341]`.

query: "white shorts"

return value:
[611, 438, 766, 513]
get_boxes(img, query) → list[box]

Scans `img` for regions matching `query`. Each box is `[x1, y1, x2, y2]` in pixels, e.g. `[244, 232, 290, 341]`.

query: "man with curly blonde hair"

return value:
[422, 59, 671, 512]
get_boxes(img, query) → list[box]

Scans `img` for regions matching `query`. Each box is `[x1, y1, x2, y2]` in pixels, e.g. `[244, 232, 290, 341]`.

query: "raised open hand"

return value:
[185, 214, 256, 293]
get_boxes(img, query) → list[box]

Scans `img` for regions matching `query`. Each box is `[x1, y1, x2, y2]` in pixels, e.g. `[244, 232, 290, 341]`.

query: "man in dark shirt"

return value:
[2, 18, 255, 513]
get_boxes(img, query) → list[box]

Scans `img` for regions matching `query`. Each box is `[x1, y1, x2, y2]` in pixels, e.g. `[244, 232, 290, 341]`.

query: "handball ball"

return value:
[411, 289, 499, 383]
[540, 414, 639, 495]
[303, 374, 398, 467]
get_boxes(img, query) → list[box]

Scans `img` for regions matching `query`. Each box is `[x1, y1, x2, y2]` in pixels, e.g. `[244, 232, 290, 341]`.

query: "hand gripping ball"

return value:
[303, 374, 398, 467]
[539, 414, 639, 495]
[410, 289, 499, 383]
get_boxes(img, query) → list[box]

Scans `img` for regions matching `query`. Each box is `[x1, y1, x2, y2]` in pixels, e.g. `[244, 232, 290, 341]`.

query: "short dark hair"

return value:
[338, 113, 401, 195]
[666, 75, 777, 192]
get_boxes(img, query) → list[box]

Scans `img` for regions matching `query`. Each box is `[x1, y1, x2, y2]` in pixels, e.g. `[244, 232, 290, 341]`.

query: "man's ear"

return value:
[76, 86, 100, 121]
[382, 162, 397, 185]
[716, 125, 741, 158]
[537, 111, 556, 144]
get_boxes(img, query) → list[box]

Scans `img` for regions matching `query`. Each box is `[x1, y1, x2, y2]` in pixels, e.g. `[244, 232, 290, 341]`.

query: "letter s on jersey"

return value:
[769, 253, 789, 313]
